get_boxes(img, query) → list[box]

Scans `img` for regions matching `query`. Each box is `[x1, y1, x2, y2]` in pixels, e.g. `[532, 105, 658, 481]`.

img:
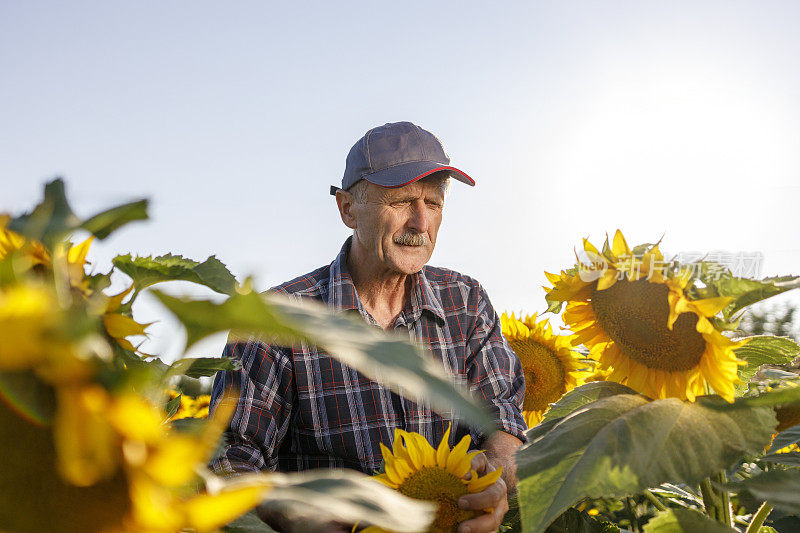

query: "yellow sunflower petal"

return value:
[611, 229, 630, 258]
[436, 425, 451, 468]
[446, 434, 472, 473]
[467, 466, 503, 493]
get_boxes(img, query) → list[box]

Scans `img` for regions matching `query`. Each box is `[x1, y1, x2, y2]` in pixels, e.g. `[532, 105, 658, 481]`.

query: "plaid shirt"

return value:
[209, 237, 526, 475]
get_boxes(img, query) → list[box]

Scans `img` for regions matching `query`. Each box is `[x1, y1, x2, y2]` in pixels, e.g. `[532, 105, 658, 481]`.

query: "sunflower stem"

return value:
[745, 501, 773, 533]
[714, 471, 732, 527]
[700, 477, 723, 522]
[643, 489, 667, 512]
[625, 496, 640, 533]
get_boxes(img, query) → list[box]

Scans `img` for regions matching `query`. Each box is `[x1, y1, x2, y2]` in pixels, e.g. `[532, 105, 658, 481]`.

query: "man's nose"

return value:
[407, 201, 430, 233]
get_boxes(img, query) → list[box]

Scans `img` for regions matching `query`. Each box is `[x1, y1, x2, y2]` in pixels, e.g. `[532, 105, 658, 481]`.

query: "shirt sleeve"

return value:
[464, 283, 527, 445]
[208, 336, 295, 475]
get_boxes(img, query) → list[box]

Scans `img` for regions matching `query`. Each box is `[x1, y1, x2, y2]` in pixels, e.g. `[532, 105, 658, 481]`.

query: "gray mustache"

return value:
[394, 233, 429, 246]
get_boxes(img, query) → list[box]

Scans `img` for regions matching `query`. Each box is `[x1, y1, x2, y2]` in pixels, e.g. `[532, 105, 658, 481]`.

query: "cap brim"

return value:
[364, 160, 475, 189]
[330, 161, 474, 195]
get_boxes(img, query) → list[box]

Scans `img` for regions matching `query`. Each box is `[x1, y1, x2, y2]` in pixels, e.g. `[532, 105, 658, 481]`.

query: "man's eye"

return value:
[391, 200, 411, 207]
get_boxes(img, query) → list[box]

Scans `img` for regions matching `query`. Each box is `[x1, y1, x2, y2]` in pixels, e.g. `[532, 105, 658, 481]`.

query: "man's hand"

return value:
[456, 452, 508, 533]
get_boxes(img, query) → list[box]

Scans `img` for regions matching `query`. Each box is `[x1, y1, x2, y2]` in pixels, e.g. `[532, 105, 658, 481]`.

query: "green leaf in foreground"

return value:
[152, 289, 493, 433]
[8, 178, 148, 245]
[724, 470, 800, 514]
[222, 511, 278, 532]
[543, 381, 637, 422]
[165, 393, 181, 418]
[113, 253, 237, 295]
[734, 336, 800, 392]
[80, 199, 148, 239]
[168, 356, 240, 379]
[223, 470, 434, 533]
[8, 179, 80, 246]
[642, 508, 737, 533]
[516, 394, 775, 533]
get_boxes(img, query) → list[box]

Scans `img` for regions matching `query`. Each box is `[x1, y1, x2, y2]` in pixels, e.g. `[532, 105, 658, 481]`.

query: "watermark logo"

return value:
[577, 250, 763, 282]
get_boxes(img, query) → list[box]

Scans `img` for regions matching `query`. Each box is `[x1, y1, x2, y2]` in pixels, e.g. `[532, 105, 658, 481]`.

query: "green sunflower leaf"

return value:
[516, 394, 775, 533]
[733, 336, 800, 392]
[152, 289, 494, 433]
[165, 393, 182, 418]
[723, 469, 800, 514]
[707, 383, 800, 410]
[168, 356, 240, 379]
[113, 253, 237, 296]
[247, 469, 435, 532]
[222, 510, 278, 532]
[8, 178, 148, 246]
[768, 424, 800, 453]
[642, 508, 737, 533]
[8, 179, 80, 247]
[706, 273, 800, 320]
[544, 507, 619, 533]
[543, 381, 637, 422]
[761, 451, 800, 466]
[80, 199, 148, 240]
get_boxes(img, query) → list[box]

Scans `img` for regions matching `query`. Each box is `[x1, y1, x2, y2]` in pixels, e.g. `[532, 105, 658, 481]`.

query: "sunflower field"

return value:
[2, 181, 800, 533]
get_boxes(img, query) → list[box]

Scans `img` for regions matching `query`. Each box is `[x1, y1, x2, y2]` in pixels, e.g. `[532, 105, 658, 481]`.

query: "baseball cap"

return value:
[329, 121, 475, 195]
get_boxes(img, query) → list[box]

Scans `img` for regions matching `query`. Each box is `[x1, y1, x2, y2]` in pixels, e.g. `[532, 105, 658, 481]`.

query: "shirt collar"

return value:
[327, 237, 446, 324]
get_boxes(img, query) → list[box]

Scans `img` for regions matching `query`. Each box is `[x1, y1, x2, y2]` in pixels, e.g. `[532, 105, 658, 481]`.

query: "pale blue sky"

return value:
[2, 1, 799, 360]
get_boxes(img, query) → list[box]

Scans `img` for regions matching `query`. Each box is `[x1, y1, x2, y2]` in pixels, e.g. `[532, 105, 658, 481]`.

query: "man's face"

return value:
[348, 178, 445, 275]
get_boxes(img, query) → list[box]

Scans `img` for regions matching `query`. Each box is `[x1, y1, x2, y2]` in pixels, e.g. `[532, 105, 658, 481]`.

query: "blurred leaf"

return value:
[543, 382, 637, 422]
[113, 253, 237, 295]
[761, 452, 800, 467]
[768, 425, 800, 453]
[642, 508, 737, 532]
[169, 357, 241, 379]
[8, 179, 80, 246]
[734, 336, 800, 393]
[252, 469, 434, 532]
[80, 199, 148, 240]
[222, 511, 278, 532]
[0, 370, 56, 425]
[165, 394, 181, 418]
[153, 289, 494, 434]
[724, 470, 800, 514]
[544, 507, 619, 533]
[8, 178, 148, 246]
[516, 394, 775, 533]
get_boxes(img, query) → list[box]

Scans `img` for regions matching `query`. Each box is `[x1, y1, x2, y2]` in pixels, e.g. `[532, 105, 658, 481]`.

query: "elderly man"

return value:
[210, 122, 526, 533]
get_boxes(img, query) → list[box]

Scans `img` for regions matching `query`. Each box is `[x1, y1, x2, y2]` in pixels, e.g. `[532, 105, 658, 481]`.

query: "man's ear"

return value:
[335, 189, 357, 230]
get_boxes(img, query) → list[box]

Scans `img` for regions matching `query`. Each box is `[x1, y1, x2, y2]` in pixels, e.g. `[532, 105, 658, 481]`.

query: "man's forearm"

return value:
[482, 430, 523, 494]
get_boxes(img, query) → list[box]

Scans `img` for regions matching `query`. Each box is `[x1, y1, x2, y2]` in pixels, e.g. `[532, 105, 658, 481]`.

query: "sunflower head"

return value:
[373, 426, 502, 533]
[545, 230, 745, 403]
[501, 312, 586, 426]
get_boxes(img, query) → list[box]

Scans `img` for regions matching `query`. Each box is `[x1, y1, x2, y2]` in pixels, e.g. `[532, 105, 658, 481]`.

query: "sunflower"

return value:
[373, 426, 502, 533]
[501, 312, 586, 426]
[545, 230, 744, 402]
[167, 391, 212, 421]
